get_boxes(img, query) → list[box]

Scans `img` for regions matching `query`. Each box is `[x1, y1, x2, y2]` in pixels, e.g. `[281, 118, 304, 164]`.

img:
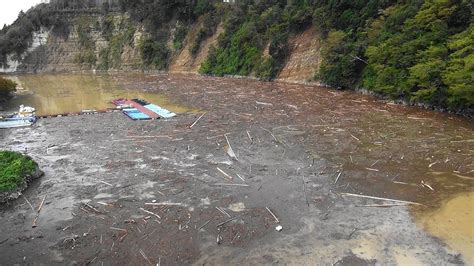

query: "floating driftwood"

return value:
[145, 202, 183, 206]
[139, 207, 161, 219]
[190, 112, 206, 128]
[340, 193, 423, 206]
[32, 195, 46, 228]
[139, 248, 153, 265]
[217, 216, 240, 227]
[350, 135, 360, 142]
[302, 176, 309, 207]
[334, 171, 343, 184]
[217, 167, 234, 180]
[256, 101, 273, 106]
[216, 206, 231, 217]
[213, 183, 250, 187]
[260, 126, 278, 142]
[198, 219, 211, 231]
[266, 207, 279, 223]
[355, 204, 407, 207]
[224, 134, 238, 160]
[246, 130, 253, 143]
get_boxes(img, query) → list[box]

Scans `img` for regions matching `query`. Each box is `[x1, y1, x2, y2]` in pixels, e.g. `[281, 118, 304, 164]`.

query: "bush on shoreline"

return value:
[0, 151, 37, 192]
[0, 77, 17, 99]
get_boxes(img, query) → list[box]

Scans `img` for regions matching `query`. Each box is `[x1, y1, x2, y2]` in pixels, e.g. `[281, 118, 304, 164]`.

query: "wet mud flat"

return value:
[0, 73, 473, 265]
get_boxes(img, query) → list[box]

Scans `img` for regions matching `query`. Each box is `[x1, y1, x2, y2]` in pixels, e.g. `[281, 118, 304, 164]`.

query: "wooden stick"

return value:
[110, 227, 127, 232]
[22, 195, 35, 213]
[189, 112, 206, 128]
[236, 174, 246, 183]
[256, 101, 273, 106]
[265, 207, 279, 223]
[340, 193, 423, 206]
[198, 219, 211, 231]
[217, 216, 240, 227]
[260, 126, 278, 142]
[355, 204, 407, 207]
[213, 183, 250, 187]
[246, 130, 253, 143]
[334, 171, 343, 184]
[224, 134, 238, 160]
[216, 207, 231, 217]
[144, 202, 183, 206]
[36, 195, 46, 213]
[350, 134, 360, 141]
[365, 167, 379, 172]
[217, 167, 234, 180]
[302, 176, 309, 207]
[99, 180, 113, 186]
[32, 195, 46, 228]
[84, 203, 101, 213]
[139, 208, 161, 219]
[139, 249, 153, 265]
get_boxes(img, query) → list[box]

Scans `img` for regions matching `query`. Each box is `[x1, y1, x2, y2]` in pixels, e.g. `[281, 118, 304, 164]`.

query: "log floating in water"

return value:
[340, 193, 423, 206]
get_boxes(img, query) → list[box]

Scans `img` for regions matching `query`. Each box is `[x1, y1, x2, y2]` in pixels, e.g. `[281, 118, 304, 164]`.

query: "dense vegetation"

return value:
[0, 4, 69, 68]
[0, 151, 37, 192]
[199, 0, 473, 111]
[0, 0, 472, 113]
[0, 77, 17, 99]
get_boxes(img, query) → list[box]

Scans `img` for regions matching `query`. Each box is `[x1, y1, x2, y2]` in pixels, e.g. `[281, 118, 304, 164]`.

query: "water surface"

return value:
[2, 74, 193, 116]
[2, 73, 473, 261]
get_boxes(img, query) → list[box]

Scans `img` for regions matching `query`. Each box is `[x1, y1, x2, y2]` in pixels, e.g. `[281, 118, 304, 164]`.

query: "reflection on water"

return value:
[3, 74, 193, 116]
[415, 192, 474, 264]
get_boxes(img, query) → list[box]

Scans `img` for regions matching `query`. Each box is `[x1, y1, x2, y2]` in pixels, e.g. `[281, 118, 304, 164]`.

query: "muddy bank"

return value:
[0, 73, 472, 264]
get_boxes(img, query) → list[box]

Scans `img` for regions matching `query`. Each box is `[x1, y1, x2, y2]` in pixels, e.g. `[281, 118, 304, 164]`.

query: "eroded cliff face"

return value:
[4, 14, 322, 83]
[169, 23, 224, 74]
[277, 26, 321, 83]
[10, 14, 144, 73]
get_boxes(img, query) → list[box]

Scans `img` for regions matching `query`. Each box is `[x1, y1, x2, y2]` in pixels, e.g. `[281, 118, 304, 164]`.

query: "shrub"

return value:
[173, 24, 188, 51]
[0, 151, 36, 192]
[139, 38, 170, 70]
[190, 28, 207, 55]
[0, 77, 17, 98]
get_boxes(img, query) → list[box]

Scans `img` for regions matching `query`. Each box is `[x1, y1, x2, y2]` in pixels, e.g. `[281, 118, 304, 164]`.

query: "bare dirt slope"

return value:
[169, 24, 224, 73]
[277, 26, 322, 83]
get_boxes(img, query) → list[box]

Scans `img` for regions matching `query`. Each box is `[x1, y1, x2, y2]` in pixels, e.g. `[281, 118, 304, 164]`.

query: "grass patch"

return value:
[0, 151, 37, 192]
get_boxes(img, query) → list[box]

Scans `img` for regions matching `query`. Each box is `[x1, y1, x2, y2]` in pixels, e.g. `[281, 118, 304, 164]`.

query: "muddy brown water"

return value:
[0, 73, 473, 264]
[2, 74, 195, 115]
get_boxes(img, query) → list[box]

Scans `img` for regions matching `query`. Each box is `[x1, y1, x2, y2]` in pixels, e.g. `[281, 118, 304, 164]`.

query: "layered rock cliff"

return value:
[1, 12, 322, 83]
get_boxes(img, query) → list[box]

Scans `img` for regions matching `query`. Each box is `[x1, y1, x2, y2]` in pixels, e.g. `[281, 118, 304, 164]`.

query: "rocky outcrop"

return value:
[12, 14, 144, 73]
[3, 14, 323, 83]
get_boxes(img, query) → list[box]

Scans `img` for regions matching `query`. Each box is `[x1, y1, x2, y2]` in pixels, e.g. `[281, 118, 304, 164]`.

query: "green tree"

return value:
[0, 77, 17, 98]
[443, 24, 474, 109]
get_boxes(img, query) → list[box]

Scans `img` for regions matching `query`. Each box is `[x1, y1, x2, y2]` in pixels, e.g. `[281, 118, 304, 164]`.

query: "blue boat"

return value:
[122, 108, 151, 120]
[0, 105, 37, 129]
[0, 119, 34, 129]
[144, 104, 176, 118]
[4, 115, 37, 123]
